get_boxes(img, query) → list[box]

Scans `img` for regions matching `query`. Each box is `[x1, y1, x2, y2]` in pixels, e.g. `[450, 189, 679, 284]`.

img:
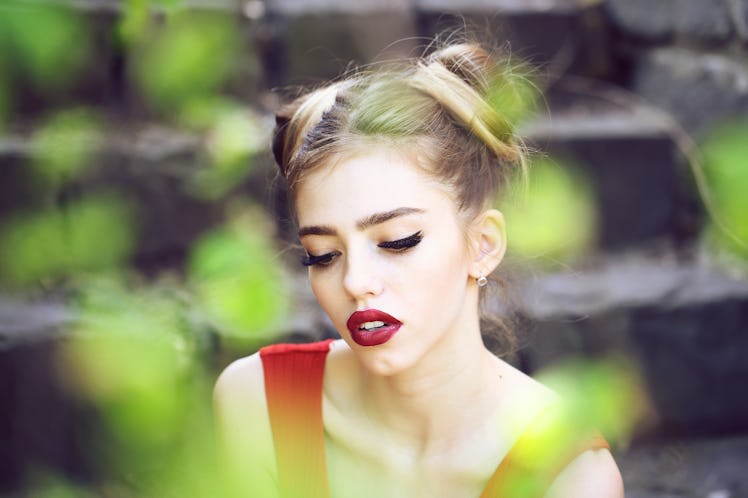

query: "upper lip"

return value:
[346, 309, 401, 333]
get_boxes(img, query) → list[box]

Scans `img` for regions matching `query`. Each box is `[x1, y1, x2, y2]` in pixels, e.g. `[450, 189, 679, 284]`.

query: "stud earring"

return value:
[477, 273, 488, 287]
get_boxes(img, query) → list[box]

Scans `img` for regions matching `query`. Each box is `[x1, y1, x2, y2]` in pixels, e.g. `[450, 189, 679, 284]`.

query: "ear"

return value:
[467, 208, 507, 279]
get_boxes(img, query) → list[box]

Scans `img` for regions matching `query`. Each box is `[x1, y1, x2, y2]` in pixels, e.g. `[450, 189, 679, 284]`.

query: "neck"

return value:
[357, 307, 502, 457]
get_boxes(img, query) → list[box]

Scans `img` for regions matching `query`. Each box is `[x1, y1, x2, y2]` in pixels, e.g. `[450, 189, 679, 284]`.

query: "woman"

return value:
[214, 42, 624, 497]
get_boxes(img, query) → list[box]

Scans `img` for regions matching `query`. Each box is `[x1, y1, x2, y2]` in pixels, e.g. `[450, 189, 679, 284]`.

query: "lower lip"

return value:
[350, 324, 402, 347]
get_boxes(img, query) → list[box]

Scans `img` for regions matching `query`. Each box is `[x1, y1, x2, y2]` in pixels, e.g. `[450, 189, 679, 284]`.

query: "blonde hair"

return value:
[272, 42, 528, 217]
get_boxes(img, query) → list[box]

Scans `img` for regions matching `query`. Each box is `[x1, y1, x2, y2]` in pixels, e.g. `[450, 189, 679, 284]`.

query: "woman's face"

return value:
[295, 148, 481, 376]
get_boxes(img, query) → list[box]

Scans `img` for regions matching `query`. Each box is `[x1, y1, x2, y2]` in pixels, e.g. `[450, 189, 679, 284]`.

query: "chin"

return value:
[351, 343, 418, 377]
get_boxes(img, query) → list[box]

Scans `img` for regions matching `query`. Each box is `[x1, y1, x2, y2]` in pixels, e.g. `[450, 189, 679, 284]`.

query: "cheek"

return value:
[309, 270, 345, 318]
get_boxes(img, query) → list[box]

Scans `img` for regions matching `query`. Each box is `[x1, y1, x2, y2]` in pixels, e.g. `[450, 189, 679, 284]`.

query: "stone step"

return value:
[618, 434, 748, 498]
[416, 0, 612, 82]
[523, 86, 703, 251]
[515, 250, 748, 437]
[630, 47, 748, 137]
[261, 0, 613, 87]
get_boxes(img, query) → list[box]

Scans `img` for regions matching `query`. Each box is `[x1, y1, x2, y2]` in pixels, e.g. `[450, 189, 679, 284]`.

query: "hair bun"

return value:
[412, 43, 522, 164]
[427, 43, 495, 94]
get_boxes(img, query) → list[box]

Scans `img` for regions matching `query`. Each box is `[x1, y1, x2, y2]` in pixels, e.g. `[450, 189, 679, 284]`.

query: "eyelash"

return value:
[301, 231, 423, 267]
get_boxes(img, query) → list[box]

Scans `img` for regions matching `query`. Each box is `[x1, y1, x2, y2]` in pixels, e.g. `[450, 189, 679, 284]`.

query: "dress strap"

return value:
[260, 339, 335, 498]
[480, 406, 610, 498]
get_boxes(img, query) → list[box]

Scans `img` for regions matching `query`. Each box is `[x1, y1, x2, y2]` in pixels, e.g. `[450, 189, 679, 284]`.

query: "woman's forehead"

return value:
[294, 149, 457, 226]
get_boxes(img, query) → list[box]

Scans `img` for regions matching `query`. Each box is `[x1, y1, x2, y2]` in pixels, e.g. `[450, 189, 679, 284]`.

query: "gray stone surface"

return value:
[414, 0, 601, 13]
[269, 11, 419, 85]
[518, 252, 748, 436]
[606, 0, 734, 42]
[732, 0, 748, 40]
[619, 435, 748, 498]
[633, 47, 748, 136]
[524, 97, 701, 250]
[0, 297, 70, 350]
[418, 1, 612, 79]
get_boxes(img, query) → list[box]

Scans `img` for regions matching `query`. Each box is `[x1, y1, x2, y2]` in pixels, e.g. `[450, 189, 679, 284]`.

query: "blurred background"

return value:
[1, 0, 747, 497]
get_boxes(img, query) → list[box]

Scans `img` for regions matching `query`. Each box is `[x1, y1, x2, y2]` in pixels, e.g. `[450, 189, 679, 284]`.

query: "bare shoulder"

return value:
[214, 351, 267, 408]
[544, 447, 624, 498]
[213, 352, 278, 496]
[213, 352, 272, 441]
[495, 357, 559, 416]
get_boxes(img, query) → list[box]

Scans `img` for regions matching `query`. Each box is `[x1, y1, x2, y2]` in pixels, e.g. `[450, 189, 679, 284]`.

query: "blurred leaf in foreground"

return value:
[31, 109, 104, 189]
[499, 158, 597, 267]
[57, 278, 227, 497]
[188, 206, 288, 345]
[534, 356, 650, 447]
[0, 195, 135, 287]
[487, 63, 540, 136]
[182, 99, 268, 199]
[61, 280, 189, 442]
[700, 118, 748, 261]
[0, 3, 93, 94]
[132, 11, 240, 112]
[0, 54, 8, 129]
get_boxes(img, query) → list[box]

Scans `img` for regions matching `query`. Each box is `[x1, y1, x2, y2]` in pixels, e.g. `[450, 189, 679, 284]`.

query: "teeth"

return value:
[359, 320, 385, 331]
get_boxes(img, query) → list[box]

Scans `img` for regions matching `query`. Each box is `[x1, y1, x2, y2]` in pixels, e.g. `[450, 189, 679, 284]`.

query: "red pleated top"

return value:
[260, 340, 609, 498]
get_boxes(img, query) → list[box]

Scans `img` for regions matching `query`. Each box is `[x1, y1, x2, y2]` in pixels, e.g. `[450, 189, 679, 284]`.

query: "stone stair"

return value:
[2, 0, 748, 496]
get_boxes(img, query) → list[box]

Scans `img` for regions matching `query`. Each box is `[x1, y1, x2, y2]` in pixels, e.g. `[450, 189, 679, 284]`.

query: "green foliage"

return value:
[0, 4, 93, 94]
[0, 195, 136, 287]
[182, 98, 268, 200]
[57, 278, 228, 497]
[0, 53, 8, 130]
[31, 109, 103, 189]
[535, 356, 648, 447]
[487, 66, 540, 136]
[700, 118, 748, 260]
[118, 0, 184, 43]
[499, 158, 597, 267]
[131, 11, 241, 113]
[188, 208, 288, 344]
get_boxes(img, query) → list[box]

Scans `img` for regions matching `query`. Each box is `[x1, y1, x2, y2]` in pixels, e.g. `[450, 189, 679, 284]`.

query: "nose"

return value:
[342, 247, 383, 300]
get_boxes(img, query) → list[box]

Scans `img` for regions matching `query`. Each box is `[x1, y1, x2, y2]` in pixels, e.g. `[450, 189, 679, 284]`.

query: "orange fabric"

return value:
[261, 341, 609, 498]
[479, 407, 610, 498]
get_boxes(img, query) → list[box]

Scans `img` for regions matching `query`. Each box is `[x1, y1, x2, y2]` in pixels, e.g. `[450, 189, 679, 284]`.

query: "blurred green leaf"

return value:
[499, 158, 597, 266]
[487, 66, 540, 134]
[701, 118, 748, 260]
[1, 4, 93, 93]
[31, 109, 104, 188]
[0, 195, 136, 287]
[535, 356, 648, 447]
[184, 101, 268, 199]
[132, 11, 240, 112]
[188, 208, 287, 342]
[0, 53, 8, 129]
[57, 278, 228, 496]
[118, 0, 185, 44]
[62, 279, 193, 439]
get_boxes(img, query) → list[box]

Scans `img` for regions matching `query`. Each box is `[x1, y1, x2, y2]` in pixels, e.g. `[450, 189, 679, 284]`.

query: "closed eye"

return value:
[301, 251, 340, 267]
[378, 231, 423, 251]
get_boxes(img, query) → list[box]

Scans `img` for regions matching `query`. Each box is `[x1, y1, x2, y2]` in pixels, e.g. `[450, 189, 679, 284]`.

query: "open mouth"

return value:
[346, 310, 402, 347]
[359, 320, 386, 331]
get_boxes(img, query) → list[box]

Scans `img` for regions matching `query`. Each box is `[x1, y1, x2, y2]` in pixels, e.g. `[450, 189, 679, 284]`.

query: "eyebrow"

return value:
[298, 207, 425, 238]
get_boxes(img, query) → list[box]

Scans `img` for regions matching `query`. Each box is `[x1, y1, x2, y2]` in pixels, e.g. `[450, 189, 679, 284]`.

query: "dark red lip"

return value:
[346, 309, 402, 347]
